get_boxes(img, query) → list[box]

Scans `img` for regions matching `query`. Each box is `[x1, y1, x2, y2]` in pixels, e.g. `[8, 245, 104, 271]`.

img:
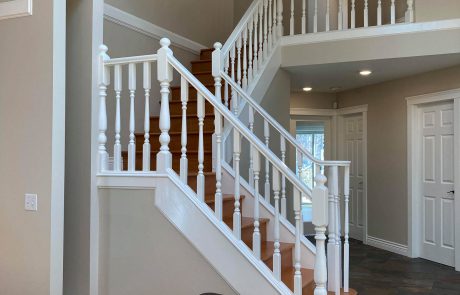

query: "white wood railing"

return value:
[97, 39, 352, 295]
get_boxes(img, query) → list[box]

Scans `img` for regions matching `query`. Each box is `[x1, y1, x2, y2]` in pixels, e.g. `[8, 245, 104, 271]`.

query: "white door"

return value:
[343, 114, 365, 241]
[420, 101, 455, 266]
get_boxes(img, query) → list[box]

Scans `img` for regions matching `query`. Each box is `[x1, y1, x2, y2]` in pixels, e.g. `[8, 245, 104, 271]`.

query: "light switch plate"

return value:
[25, 194, 38, 211]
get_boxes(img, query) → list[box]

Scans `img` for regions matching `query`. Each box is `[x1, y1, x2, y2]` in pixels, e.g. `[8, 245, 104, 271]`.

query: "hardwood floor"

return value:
[348, 239, 460, 295]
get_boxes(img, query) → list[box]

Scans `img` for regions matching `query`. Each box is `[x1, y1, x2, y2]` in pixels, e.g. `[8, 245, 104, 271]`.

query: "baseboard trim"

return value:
[366, 236, 409, 257]
[103, 4, 206, 55]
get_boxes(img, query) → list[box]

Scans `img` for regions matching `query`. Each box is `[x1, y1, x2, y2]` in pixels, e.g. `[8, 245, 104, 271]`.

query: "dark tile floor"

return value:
[347, 239, 460, 295]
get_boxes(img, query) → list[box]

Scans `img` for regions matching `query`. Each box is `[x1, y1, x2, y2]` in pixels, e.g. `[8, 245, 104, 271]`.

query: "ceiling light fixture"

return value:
[359, 70, 372, 76]
[303, 87, 313, 92]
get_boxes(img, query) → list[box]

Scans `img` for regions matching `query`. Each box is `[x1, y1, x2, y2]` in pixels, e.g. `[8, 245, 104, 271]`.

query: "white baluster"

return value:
[338, 0, 343, 30]
[263, 0, 269, 60]
[98, 45, 110, 172]
[377, 0, 382, 26]
[233, 129, 242, 239]
[344, 166, 350, 292]
[326, 0, 330, 32]
[313, 174, 329, 295]
[277, 0, 284, 37]
[351, 0, 356, 29]
[113, 64, 122, 172]
[249, 106, 255, 186]
[391, 0, 396, 24]
[156, 38, 173, 171]
[143, 62, 151, 172]
[333, 166, 341, 295]
[236, 34, 242, 88]
[259, 2, 264, 67]
[290, 0, 295, 35]
[302, 0, 306, 34]
[272, 168, 281, 280]
[212, 43, 223, 220]
[406, 0, 414, 23]
[128, 63, 137, 172]
[264, 120, 270, 202]
[197, 93, 205, 202]
[268, 0, 273, 50]
[327, 168, 336, 292]
[248, 19, 254, 85]
[252, 148, 261, 259]
[294, 188, 303, 295]
[364, 0, 369, 27]
[314, 0, 318, 32]
[297, 150, 303, 180]
[242, 28, 248, 90]
[273, 0, 278, 43]
[230, 44, 237, 115]
[224, 55, 230, 108]
[180, 77, 188, 183]
[253, 11, 259, 77]
[280, 136, 287, 218]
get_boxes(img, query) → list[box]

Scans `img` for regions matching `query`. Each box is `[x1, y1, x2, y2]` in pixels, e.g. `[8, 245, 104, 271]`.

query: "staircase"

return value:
[118, 47, 356, 295]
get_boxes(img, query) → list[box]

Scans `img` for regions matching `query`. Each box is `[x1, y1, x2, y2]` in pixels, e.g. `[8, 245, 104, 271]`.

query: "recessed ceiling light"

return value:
[360, 70, 372, 76]
[303, 87, 313, 92]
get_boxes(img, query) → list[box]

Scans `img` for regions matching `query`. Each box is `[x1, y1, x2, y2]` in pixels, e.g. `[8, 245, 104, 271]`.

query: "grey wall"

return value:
[0, 0, 66, 294]
[415, 0, 460, 22]
[98, 189, 237, 295]
[337, 65, 460, 245]
[291, 91, 337, 109]
[105, 0, 235, 47]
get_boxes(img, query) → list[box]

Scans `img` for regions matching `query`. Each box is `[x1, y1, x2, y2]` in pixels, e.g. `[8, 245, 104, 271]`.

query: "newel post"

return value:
[98, 44, 110, 172]
[156, 38, 173, 172]
[312, 174, 329, 295]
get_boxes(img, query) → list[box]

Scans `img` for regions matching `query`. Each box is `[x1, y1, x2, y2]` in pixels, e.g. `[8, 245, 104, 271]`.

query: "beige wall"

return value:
[415, 0, 460, 22]
[291, 91, 337, 109]
[98, 189, 237, 295]
[0, 0, 65, 294]
[337, 65, 460, 245]
[105, 0, 235, 47]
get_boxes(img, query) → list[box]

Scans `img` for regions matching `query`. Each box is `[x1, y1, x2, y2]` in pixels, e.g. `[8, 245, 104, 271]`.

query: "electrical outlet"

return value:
[25, 194, 38, 211]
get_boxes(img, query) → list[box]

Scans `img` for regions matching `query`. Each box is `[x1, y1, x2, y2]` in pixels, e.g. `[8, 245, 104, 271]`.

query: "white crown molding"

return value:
[103, 4, 207, 55]
[0, 0, 32, 21]
[367, 236, 409, 257]
[290, 105, 368, 117]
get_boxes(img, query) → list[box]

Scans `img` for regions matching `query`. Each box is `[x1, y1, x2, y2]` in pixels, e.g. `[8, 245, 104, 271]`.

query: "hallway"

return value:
[349, 240, 460, 295]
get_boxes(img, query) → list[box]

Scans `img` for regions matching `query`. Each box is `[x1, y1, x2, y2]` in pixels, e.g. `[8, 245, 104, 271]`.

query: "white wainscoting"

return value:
[366, 236, 409, 256]
[0, 0, 32, 20]
[103, 4, 206, 55]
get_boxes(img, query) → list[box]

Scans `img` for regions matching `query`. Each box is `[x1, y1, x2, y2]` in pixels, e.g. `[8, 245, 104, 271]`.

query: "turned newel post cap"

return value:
[160, 38, 171, 48]
[214, 42, 222, 50]
[99, 44, 108, 53]
[315, 173, 327, 187]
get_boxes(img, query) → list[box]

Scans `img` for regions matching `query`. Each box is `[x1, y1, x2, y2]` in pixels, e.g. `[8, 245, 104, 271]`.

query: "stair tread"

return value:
[260, 241, 294, 263]
[150, 130, 214, 135]
[205, 194, 245, 205]
[281, 267, 314, 290]
[171, 83, 215, 90]
[192, 70, 212, 75]
[223, 216, 270, 229]
[191, 59, 212, 64]
[124, 150, 212, 154]
[150, 113, 215, 118]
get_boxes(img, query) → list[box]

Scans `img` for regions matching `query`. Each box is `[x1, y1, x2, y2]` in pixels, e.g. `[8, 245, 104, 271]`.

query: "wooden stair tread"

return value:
[260, 241, 294, 262]
[150, 130, 214, 136]
[150, 113, 215, 118]
[191, 59, 211, 64]
[204, 194, 245, 205]
[223, 216, 270, 229]
[281, 267, 314, 290]
[124, 150, 212, 154]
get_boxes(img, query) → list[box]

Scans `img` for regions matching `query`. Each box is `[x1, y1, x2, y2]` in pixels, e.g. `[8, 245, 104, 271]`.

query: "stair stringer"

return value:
[221, 161, 316, 270]
[154, 169, 294, 295]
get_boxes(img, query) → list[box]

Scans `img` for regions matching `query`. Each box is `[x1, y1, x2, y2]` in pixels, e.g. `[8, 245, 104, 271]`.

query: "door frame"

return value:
[291, 105, 368, 243]
[407, 88, 460, 270]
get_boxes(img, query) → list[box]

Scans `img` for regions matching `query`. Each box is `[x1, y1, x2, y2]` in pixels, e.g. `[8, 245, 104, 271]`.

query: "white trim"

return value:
[407, 88, 460, 270]
[367, 236, 409, 256]
[103, 4, 206, 55]
[0, 0, 32, 20]
[290, 105, 369, 117]
[281, 18, 460, 47]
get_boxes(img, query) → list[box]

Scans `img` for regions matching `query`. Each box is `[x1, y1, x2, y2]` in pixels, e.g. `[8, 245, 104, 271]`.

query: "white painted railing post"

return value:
[143, 61, 151, 172]
[351, 0, 356, 29]
[343, 166, 350, 292]
[156, 38, 173, 172]
[98, 45, 110, 173]
[293, 188, 303, 295]
[326, 0, 330, 32]
[259, 2, 264, 67]
[264, 120, 271, 202]
[224, 55, 230, 108]
[272, 0, 278, 43]
[406, 0, 414, 23]
[290, 0, 295, 35]
[253, 12, 259, 77]
[302, 0, 306, 34]
[113, 64, 122, 172]
[252, 148, 261, 259]
[248, 18, 254, 85]
[268, 0, 273, 50]
[230, 44, 237, 115]
[128, 63, 137, 171]
[212, 43, 223, 220]
[332, 166, 341, 295]
[249, 106, 255, 186]
[272, 167, 281, 280]
[242, 28, 248, 90]
[236, 34, 243, 88]
[391, 0, 396, 24]
[233, 129, 242, 239]
[364, 0, 369, 27]
[280, 136, 287, 218]
[277, 0, 283, 37]
[313, 173, 329, 295]
[197, 93, 206, 202]
[377, 0, 382, 26]
[327, 168, 336, 292]
[263, 0, 269, 60]
[180, 77, 188, 183]
[338, 0, 343, 30]
[314, 0, 318, 33]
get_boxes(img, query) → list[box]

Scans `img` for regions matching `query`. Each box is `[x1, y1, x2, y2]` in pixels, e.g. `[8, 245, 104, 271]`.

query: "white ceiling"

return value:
[285, 53, 460, 93]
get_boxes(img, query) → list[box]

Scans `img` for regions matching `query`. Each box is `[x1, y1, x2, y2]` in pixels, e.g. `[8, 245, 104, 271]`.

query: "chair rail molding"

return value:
[0, 0, 32, 21]
[103, 4, 206, 55]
